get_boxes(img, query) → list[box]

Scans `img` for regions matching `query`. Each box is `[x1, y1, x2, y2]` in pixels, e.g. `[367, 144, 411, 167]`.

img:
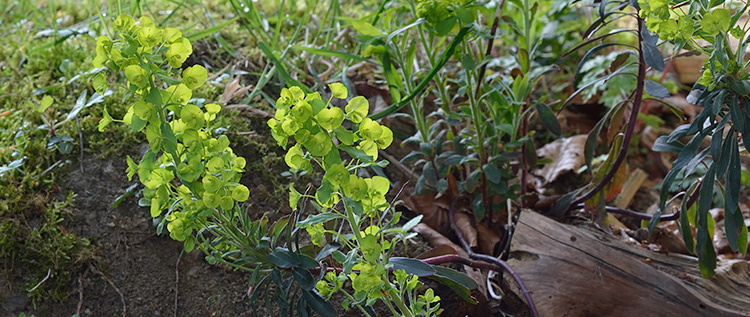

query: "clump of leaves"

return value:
[640, 0, 750, 277]
[269, 84, 442, 316]
[95, 14, 250, 252]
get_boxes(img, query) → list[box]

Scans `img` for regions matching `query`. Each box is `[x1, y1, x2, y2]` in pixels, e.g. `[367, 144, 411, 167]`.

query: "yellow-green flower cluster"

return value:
[268, 84, 393, 209]
[96, 15, 250, 248]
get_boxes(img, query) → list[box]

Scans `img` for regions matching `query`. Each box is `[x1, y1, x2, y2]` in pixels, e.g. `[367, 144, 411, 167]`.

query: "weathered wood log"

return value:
[507, 210, 750, 316]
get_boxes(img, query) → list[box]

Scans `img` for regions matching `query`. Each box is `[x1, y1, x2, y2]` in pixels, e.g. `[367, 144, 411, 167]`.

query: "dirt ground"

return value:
[2, 155, 261, 316]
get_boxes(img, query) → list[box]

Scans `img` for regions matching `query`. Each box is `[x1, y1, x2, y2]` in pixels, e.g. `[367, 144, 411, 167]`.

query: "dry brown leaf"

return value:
[416, 244, 459, 259]
[535, 134, 587, 185]
[402, 193, 451, 234]
[412, 223, 488, 296]
[454, 212, 477, 249]
[476, 222, 501, 256]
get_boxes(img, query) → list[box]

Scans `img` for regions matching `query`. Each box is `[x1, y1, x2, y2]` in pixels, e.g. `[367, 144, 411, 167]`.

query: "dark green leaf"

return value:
[340, 146, 373, 162]
[534, 103, 561, 136]
[428, 274, 476, 305]
[433, 266, 478, 289]
[644, 79, 670, 98]
[401, 150, 424, 163]
[389, 257, 436, 277]
[482, 164, 501, 184]
[302, 290, 336, 317]
[725, 139, 742, 251]
[574, 43, 634, 84]
[652, 135, 683, 153]
[696, 163, 716, 277]
[343, 250, 357, 274]
[297, 254, 319, 269]
[292, 267, 315, 290]
[298, 212, 346, 227]
[641, 42, 664, 71]
[315, 242, 341, 261]
[730, 79, 750, 95]
[268, 248, 299, 268]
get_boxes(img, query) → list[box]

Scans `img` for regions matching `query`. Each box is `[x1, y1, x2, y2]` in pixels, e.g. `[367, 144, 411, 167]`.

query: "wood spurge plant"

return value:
[93, 13, 468, 316]
[639, 0, 750, 277]
[94, 14, 248, 253]
[269, 84, 445, 316]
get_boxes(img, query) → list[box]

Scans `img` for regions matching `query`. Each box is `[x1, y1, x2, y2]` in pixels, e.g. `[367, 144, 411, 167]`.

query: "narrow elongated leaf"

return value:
[716, 128, 734, 177]
[389, 257, 436, 277]
[574, 43, 635, 84]
[268, 248, 299, 268]
[652, 135, 684, 152]
[680, 196, 696, 254]
[428, 274, 476, 305]
[302, 290, 336, 317]
[641, 42, 664, 71]
[369, 26, 471, 120]
[535, 102, 561, 136]
[186, 17, 240, 41]
[696, 163, 716, 277]
[730, 79, 750, 95]
[292, 267, 314, 290]
[644, 80, 670, 98]
[292, 45, 369, 62]
[433, 266, 478, 289]
[298, 212, 346, 227]
[725, 139, 742, 251]
[315, 242, 341, 261]
[562, 29, 636, 57]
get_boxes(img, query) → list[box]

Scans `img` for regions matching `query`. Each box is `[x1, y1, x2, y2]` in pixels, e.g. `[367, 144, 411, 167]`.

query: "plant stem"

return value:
[448, 196, 539, 317]
[569, 17, 648, 209]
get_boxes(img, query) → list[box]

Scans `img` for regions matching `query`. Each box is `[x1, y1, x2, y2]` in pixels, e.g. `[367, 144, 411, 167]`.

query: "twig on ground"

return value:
[28, 268, 52, 292]
[448, 196, 539, 317]
[77, 267, 89, 316]
[90, 265, 126, 317]
[379, 149, 417, 180]
[175, 250, 183, 317]
[76, 116, 84, 173]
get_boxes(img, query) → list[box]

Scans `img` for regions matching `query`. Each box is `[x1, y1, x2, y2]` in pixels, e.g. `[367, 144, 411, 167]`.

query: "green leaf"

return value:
[160, 122, 179, 159]
[652, 135, 684, 152]
[342, 250, 357, 274]
[298, 212, 346, 227]
[302, 290, 336, 317]
[268, 248, 299, 268]
[390, 257, 435, 277]
[482, 164, 501, 184]
[315, 242, 341, 261]
[401, 215, 423, 231]
[369, 26, 471, 120]
[428, 273, 475, 305]
[641, 42, 664, 72]
[185, 17, 240, 41]
[345, 96, 369, 123]
[292, 267, 315, 290]
[534, 103, 561, 136]
[644, 79, 670, 98]
[348, 19, 384, 36]
[334, 126, 355, 145]
[340, 146, 373, 163]
[696, 163, 717, 277]
[315, 181, 334, 205]
[433, 266, 477, 290]
[328, 82, 348, 99]
[98, 107, 113, 132]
